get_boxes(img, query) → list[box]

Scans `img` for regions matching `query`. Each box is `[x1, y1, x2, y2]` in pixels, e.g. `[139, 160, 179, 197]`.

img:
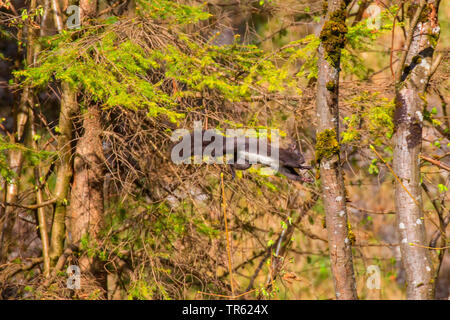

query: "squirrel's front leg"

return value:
[229, 163, 252, 179]
[227, 148, 251, 179]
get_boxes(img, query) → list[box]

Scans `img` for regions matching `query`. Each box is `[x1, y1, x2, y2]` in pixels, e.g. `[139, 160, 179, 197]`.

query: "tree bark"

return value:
[0, 98, 28, 262]
[315, 0, 357, 300]
[0, 0, 37, 263]
[69, 106, 105, 245]
[393, 0, 441, 300]
[67, 0, 105, 283]
[47, 0, 79, 265]
[80, 0, 98, 19]
[49, 82, 77, 264]
[68, 106, 105, 279]
[29, 106, 51, 276]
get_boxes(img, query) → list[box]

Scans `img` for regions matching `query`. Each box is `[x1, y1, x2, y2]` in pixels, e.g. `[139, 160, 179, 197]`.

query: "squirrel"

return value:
[171, 130, 313, 182]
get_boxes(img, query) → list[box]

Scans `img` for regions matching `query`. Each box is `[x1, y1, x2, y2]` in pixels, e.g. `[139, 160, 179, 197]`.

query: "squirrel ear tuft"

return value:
[288, 140, 299, 151]
[288, 140, 303, 157]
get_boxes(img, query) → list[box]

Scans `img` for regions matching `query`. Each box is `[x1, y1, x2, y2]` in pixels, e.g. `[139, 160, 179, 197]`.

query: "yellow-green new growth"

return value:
[315, 129, 340, 162]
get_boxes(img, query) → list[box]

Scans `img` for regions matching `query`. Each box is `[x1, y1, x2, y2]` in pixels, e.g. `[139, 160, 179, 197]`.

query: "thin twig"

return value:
[0, 198, 57, 210]
[220, 172, 235, 298]
[421, 155, 450, 172]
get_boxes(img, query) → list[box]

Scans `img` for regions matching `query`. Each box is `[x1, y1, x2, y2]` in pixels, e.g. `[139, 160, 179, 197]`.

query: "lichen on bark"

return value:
[316, 128, 340, 162]
[326, 81, 335, 91]
[319, 4, 348, 67]
[322, 0, 328, 15]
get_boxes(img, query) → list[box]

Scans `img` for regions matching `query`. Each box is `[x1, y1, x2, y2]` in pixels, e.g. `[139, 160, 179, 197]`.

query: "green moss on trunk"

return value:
[316, 129, 340, 162]
[319, 3, 348, 67]
[326, 81, 336, 91]
[322, 0, 328, 15]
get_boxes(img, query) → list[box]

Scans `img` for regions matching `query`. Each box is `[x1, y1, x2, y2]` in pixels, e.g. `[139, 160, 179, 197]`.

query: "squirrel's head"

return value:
[279, 142, 305, 168]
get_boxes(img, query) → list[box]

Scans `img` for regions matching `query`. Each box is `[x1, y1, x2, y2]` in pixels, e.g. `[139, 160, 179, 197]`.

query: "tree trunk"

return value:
[80, 0, 98, 19]
[47, 0, 79, 265]
[315, 0, 357, 300]
[68, 106, 105, 277]
[0, 95, 28, 262]
[67, 0, 105, 280]
[69, 106, 105, 244]
[0, 0, 37, 262]
[49, 82, 78, 264]
[393, 0, 441, 300]
[29, 106, 51, 276]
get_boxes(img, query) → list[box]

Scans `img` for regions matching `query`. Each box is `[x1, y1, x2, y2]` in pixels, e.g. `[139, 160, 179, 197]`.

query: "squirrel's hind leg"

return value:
[229, 163, 252, 179]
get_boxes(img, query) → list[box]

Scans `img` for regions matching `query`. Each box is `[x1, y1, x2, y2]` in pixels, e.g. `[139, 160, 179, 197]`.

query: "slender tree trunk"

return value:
[30, 0, 51, 276]
[48, 0, 78, 264]
[0, 96, 28, 262]
[0, 128, 26, 262]
[351, 0, 369, 27]
[0, 0, 37, 262]
[28, 106, 51, 276]
[315, 0, 357, 300]
[49, 82, 78, 264]
[393, 0, 441, 300]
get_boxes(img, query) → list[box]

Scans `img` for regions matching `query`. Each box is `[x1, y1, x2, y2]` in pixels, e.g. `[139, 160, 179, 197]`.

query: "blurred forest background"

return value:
[0, 0, 448, 300]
